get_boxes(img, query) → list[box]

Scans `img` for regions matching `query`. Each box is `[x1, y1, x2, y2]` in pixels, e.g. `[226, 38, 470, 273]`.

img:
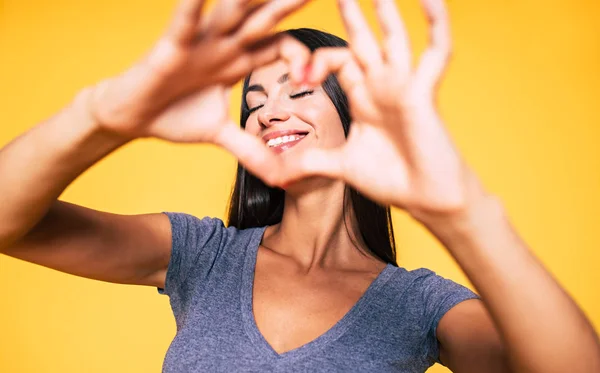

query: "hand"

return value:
[88, 0, 311, 182]
[287, 0, 485, 218]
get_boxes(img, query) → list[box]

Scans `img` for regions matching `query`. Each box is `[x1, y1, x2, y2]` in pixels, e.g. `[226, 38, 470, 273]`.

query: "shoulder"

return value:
[385, 266, 473, 293]
[162, 212, 224, 233]
[383, 266, 479, 319]
[162, 212, 271, 264]
[159, 212, 267, 296]
[162, 212, 266, 245]
[384, 266, 452, 293]
[381, 267, 480, 365]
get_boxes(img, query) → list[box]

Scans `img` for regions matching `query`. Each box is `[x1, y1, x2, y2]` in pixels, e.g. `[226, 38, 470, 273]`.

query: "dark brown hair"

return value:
[227, 28, 397, 266]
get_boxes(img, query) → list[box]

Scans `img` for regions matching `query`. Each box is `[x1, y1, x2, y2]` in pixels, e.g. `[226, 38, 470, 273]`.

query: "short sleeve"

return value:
[413, 268, 480, 366]
[157, 212, 224, 298]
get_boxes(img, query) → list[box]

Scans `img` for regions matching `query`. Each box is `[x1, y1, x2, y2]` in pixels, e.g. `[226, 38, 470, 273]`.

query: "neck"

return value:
[262, 178, 376, 273]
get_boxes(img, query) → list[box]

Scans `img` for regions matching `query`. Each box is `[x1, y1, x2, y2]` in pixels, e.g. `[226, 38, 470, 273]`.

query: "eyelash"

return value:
[248, 90, 314, 114]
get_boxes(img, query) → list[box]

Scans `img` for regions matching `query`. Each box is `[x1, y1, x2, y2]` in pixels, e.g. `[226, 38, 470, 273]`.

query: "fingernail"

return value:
[303, 64, 313, 85]
[293, 63, 305, 85]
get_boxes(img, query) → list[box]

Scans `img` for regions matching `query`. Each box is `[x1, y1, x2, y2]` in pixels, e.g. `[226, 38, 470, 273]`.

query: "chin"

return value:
[282, 175, 341, 197]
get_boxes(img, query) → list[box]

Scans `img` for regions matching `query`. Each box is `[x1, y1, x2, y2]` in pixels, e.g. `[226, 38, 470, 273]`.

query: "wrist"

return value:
[57, 87, 134, 159]
[72, 85, 135, 146]
[408, 171, 504, 240]
[416, 192, 504, 240]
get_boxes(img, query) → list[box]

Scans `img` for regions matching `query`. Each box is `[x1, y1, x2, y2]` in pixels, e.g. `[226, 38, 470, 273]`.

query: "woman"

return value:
[0, 0, 598, 372]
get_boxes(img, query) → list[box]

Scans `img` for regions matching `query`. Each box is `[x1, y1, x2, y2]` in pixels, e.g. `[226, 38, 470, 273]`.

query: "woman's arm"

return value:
[418, 172, 600, 373]
[0, 89, 128, 252]
[1, 0, 312, 287]
[0, 90, 173, 288]
[272, 0, 600, 371]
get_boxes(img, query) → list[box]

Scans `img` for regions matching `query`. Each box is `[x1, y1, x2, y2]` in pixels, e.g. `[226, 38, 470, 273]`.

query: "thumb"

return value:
[278, 147, 346, 187]
[214, 122, 288, 187]
[223, 86, 232, 103]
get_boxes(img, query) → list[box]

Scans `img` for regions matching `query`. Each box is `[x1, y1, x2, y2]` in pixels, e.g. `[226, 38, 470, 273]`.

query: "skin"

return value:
[242, 54, 506, 366]
[270, 0, 600, 372]
[240, 0, 600, 371]
[1, 0, 598, 371]
[244, 60, 388, 353]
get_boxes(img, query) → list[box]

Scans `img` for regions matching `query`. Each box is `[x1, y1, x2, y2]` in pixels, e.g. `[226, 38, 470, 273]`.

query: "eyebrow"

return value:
[246, 73, 290, 93]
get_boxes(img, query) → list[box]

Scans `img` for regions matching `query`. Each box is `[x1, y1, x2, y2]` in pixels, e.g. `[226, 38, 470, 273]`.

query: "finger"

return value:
[308, 48, 377, 115]
[373, 0, 412, 74]
[282, 147, 346, 186]
[223, 86, 232, 105]
[414, 0, 452, 91]
[169, 0, 207, 44]
[308, 48, 361, 88]
[218, 34, 312, 86]
[236, 0, 311, 45]
[204, 0, 262, 36]
[214, 122, 290, 187]
[337, 0, 383, 69]
[249, 34, 312, 84]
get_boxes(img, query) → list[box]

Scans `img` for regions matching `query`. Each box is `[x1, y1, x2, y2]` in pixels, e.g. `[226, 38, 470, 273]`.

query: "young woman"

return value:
[1, 0, 598, 372]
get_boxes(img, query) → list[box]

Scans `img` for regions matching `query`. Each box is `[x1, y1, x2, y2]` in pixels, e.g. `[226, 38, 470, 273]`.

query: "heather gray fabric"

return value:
[157, 212, 479, 372]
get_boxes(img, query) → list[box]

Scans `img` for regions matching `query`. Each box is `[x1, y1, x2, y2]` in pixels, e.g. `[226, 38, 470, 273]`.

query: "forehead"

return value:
[248, 60, 289, 86]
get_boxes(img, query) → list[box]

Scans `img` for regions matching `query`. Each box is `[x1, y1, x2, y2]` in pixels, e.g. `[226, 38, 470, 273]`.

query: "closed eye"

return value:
[247, 90, 314, 114]
[248, 104, 263, 114]
[290, 90, 314, 99]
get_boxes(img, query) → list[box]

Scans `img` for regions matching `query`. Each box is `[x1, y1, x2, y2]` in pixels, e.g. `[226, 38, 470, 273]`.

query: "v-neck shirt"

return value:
[157, 212, 479, 372]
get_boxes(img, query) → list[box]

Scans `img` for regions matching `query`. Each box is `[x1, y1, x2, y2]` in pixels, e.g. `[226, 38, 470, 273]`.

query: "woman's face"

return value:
[244, 60, 346, 156]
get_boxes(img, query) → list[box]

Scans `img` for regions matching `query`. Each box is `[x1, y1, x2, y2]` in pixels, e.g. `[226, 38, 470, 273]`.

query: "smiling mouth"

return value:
[266, 133, 308, 153]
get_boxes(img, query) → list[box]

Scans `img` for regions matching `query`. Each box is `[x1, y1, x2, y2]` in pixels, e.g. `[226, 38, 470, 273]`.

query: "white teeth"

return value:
[266, 134, 306, 147]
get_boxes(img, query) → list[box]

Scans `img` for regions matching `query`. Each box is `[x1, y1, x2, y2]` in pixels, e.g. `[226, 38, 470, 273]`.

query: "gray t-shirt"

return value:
[157, 212, 479, 372]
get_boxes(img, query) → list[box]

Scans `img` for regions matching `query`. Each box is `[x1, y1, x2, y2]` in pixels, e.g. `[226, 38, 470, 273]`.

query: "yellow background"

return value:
[1, 0, 599, 372]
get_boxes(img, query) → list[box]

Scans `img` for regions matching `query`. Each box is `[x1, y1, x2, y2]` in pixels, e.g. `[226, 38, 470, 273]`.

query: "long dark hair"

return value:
[227, 28, 397, 266]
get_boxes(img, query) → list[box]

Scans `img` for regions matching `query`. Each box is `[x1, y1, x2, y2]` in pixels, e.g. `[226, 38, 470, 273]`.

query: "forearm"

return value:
[413, 174, 600, 373]
[0, 87, 131, 251]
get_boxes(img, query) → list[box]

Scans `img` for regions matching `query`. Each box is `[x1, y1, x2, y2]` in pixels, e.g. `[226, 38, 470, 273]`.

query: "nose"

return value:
[257, 99, 291, 128]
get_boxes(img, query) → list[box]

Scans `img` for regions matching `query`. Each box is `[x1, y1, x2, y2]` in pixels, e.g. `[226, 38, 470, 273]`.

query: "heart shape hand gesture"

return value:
[89, 0, 312, 184]
[277, 0, 486, 219]
[89, 0, 487, 220]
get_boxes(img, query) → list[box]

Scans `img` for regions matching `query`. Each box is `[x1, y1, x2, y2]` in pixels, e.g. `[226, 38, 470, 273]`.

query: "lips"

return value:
[269, 134, 307, 154]
[262, 129, 309, 143]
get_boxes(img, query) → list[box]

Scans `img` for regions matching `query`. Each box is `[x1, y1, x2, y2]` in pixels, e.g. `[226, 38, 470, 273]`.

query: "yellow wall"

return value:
[1, 0, 599, 372]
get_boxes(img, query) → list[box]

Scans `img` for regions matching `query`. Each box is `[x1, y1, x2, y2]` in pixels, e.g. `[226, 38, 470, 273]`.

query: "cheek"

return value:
[296, 101, 346, 147]
[309, 107, 346, 146]
[328, 118, 347, 147]
[243, 116, 260, 136]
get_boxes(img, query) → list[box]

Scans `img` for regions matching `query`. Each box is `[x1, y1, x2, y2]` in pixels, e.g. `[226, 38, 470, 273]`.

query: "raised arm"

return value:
[0, 90, 171, 287]
[280, 0, 600, 371]
[0, 112, 172, 285]
[0, 0, 311, 288]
